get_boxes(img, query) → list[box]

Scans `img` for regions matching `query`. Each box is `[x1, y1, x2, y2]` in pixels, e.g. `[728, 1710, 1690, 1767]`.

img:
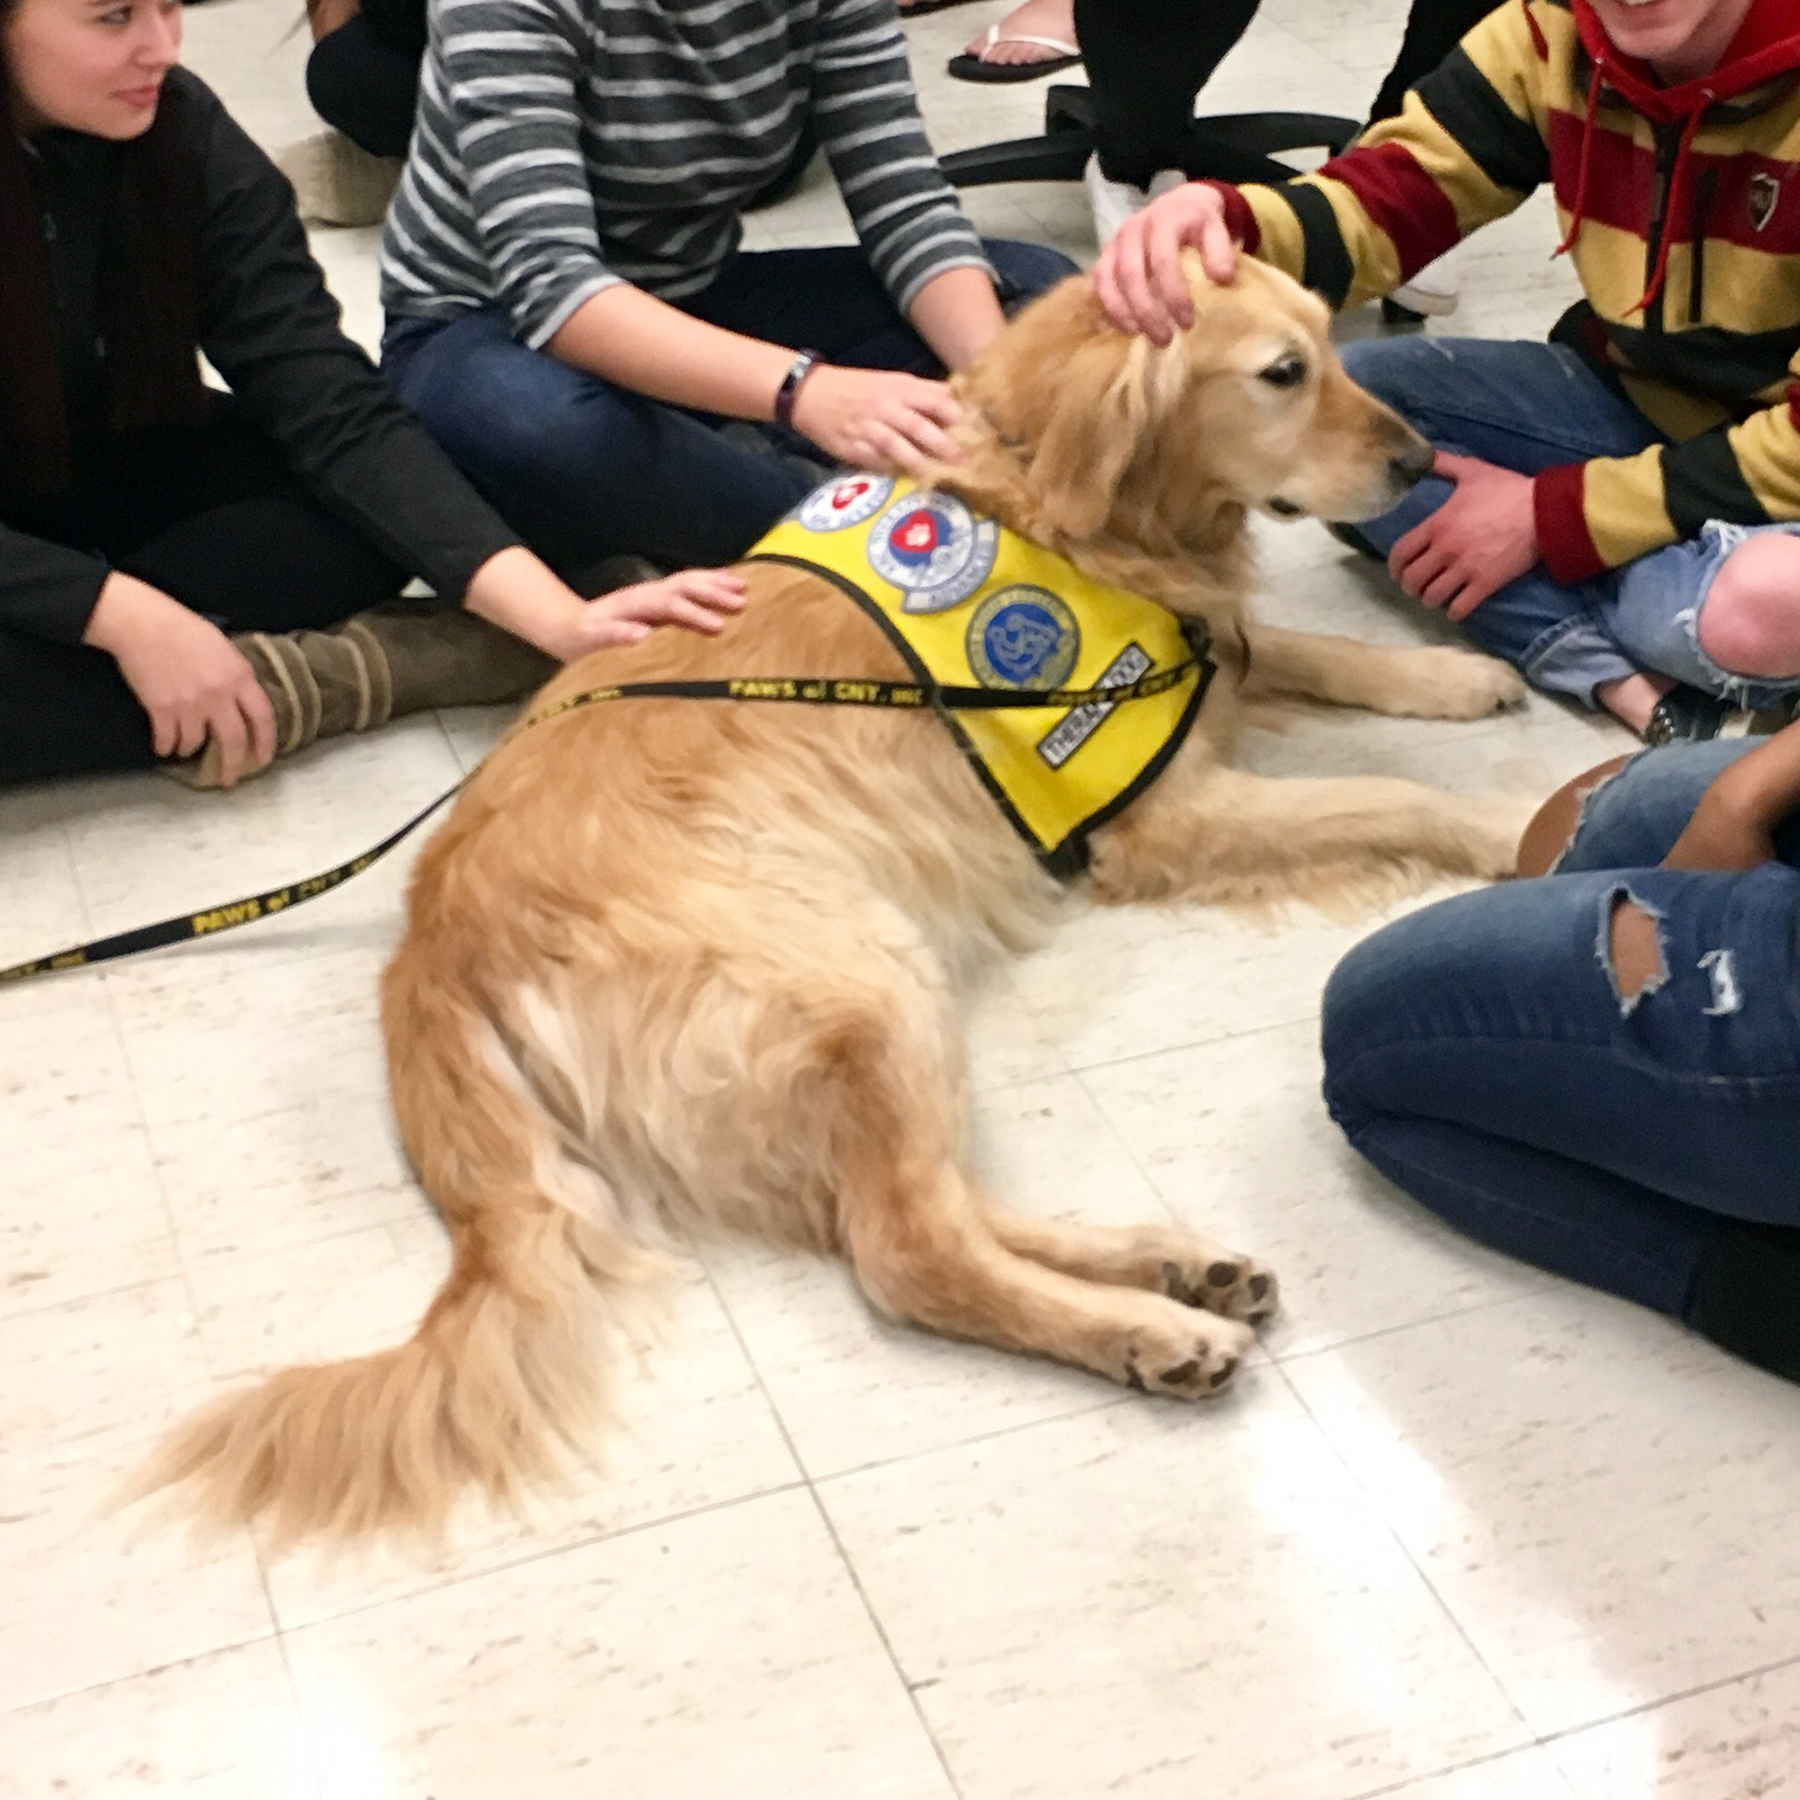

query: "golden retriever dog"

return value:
[139, 258, 1532, 1548]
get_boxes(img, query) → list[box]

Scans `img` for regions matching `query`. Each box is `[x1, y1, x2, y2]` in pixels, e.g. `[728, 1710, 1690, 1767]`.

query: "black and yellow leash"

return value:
[0, 660, 1201, 987]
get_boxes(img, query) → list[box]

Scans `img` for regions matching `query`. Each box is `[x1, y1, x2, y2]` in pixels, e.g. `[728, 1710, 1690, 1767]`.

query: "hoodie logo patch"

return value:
[1749, 173, 1781, 234]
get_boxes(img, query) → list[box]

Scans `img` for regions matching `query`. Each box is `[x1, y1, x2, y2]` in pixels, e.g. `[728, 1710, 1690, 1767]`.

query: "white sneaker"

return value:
[1084, 154, 1187, 247]
[276, 130, 403, 228]
[1387, 254, 1460, 317]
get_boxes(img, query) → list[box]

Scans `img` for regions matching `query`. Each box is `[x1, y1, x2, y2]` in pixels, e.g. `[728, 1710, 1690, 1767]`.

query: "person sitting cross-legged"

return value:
[1320, 722, 1800, 1388]
[377, 0, 1077, 581]
[1093, 0, 1800, 745]
[0, 0, 742, 792]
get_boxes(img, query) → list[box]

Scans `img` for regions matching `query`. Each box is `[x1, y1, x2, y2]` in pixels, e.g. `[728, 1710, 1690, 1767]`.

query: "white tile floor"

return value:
[4, 2, 1798, 1796]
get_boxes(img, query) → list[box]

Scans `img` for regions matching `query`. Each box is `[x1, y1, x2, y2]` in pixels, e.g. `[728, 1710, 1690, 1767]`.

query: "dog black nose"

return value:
[1389, 434, 1434, 487]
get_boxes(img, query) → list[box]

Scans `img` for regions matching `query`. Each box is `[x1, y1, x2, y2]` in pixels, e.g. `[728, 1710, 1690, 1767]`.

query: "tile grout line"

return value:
[1265, 1287, 1547, 1369]
[1052, 1001, 1324, 1083]
[251, 1472, 817, 1642]
[804, 1390, 1132, 1487]
[0, 1629, 286, 1727]
[697, 1256, 970, 1800]
[1527, 1644, 1800, 1755]
[265, 1623, 328, 1800]
[1267, 1355, 1539, 1759]
[91, 916, 306, 1689]
[1338, 1641, 1800, 1800]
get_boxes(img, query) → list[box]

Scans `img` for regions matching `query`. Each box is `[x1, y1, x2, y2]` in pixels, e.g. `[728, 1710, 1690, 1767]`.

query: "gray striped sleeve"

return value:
[434, 0, 622, 346]
[812, 0, 990, 311]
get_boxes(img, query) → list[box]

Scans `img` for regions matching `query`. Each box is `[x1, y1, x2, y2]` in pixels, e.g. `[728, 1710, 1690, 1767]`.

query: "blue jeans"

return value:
[381, 240, 1077, 577]
[1320, 740, 1800, 1324]
[1339, 337, 1800, 710]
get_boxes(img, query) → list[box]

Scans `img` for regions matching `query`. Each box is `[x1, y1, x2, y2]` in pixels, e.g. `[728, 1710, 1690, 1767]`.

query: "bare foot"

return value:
[962, 0, 1077, 68]
[1595, 671, 1671, 737]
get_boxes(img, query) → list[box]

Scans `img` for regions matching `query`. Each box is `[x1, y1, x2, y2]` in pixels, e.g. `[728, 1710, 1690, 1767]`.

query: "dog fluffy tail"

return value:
[128, 944, 670, 1550]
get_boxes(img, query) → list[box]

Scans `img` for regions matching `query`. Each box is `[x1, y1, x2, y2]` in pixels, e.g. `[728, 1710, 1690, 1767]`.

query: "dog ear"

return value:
[1025, 335, 1155, 541]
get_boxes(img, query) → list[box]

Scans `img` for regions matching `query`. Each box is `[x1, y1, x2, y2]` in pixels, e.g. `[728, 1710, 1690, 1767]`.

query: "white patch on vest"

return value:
[1038, 643, 1152, 768]
[796, 473, 894, 532]
[866, 491, 1000, 613]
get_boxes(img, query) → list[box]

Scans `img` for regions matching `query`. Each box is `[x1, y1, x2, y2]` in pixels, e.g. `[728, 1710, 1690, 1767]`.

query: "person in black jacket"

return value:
[0, 0, 742, 789]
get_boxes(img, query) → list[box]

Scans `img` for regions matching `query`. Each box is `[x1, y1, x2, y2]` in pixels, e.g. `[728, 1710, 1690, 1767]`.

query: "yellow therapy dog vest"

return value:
[745, 474, 1214, 876]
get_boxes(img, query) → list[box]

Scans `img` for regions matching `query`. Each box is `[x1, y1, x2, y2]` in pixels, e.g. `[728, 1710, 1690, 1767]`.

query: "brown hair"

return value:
[0, 1, 206, 492]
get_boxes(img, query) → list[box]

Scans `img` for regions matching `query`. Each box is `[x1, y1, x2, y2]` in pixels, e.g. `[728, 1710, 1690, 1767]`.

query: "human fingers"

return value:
[172, 703, 208, 760]
[884, 402, 961, 466]
[206, 696, 250, 789]
[1445, 571, 1500, 621]
[665, 569, 747, 612]
[1110, 217, 1172, 345]
[1144, 205, 1201, 335]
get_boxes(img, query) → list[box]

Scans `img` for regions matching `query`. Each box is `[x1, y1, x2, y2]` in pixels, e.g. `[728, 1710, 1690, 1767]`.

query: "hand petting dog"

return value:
[1388, 453, 1540, 622]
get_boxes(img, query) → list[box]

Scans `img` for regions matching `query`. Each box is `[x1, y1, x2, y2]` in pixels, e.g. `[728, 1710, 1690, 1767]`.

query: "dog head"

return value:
[949, 255, 1432, 558]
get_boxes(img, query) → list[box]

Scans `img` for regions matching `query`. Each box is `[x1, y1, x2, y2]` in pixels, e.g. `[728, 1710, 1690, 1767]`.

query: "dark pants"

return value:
[306, 14, 421, 160]
[1321, 740, 1800, 1327]
[0, 408, 404, 785]
[1075, 0, 1504, 186]
[382, 239, 1077, 574]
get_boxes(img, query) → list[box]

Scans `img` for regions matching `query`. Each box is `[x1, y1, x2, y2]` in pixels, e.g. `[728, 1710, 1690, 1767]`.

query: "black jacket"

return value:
[2, 67, 518, 645]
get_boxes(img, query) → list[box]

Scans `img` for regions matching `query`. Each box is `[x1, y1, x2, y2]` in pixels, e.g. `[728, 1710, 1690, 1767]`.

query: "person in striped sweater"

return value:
[376, 0, 1075, 578]
[1093, 0, 1800, 745]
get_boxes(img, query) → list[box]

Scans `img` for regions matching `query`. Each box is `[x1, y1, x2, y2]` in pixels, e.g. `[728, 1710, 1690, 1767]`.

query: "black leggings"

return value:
[1075, 0, 1506, 187]
[0, 410, 404, 786]
[306, 14, 420, 159]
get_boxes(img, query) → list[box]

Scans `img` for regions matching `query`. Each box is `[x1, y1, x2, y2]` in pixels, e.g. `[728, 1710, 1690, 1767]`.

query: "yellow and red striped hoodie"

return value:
[1209, 0, 1800, 585]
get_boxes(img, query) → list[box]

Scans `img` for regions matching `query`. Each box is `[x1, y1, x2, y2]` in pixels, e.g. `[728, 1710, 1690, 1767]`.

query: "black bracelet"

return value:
[774, 348, 824, 428]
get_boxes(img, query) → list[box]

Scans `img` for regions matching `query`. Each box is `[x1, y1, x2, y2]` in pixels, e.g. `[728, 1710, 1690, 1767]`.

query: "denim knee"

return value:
[1601, 521, 1800, 709]
[1336, 336, 1447, 418]
[1555, 740, 1769, 874]
[984, 238, 1080, 310]
[392, 316, 623, 492]
[1319, 918, 1419, 1129]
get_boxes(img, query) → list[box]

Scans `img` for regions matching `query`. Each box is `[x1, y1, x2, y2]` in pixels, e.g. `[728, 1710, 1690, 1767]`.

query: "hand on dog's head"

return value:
[944, 258, 1431, 552]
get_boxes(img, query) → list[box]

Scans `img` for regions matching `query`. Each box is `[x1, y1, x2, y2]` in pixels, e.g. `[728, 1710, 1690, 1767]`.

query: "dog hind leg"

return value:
[817, 992, 1254, 1396]
[982, 1206, 1277, 1326]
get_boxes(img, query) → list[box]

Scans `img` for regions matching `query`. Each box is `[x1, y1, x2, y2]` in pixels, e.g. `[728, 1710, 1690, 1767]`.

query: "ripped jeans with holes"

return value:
[1320, 740, 1800, 1329]
[1336, 336, 1800, 710]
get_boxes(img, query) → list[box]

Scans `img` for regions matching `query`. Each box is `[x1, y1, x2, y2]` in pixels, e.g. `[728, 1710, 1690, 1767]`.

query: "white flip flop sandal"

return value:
[947, 23, 1082, 84]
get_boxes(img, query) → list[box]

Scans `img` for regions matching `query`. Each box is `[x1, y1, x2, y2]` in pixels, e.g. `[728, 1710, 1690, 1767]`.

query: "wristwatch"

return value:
[774, 348, 825, 428]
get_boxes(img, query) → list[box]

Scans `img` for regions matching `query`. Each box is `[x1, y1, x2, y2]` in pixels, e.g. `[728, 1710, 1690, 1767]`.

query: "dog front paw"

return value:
[1405, 648, 1528, 720]
[1118, 1304, 1256, 1400]
[1160, 1251, 1278, 1328]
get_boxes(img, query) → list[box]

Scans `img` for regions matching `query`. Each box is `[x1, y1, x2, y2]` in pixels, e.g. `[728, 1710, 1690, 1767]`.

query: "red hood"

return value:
[1571, 0, 1800, 118]
[1560, 0, 1800, 309]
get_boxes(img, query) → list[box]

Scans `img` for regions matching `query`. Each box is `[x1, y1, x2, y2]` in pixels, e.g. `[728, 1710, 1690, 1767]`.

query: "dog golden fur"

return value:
[137, 258, 1535, 1548]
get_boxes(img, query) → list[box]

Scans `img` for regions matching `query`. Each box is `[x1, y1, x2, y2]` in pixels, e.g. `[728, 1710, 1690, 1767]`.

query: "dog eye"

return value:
[1258, 354, 1308, 389]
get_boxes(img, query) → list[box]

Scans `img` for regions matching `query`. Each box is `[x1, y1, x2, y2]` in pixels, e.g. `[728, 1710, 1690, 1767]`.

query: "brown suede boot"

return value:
[164, 609, 554, 789]
[338, 605, 556, 716]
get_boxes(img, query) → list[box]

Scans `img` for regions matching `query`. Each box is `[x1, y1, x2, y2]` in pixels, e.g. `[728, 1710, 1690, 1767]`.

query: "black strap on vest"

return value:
[0, 647, 1213, 986]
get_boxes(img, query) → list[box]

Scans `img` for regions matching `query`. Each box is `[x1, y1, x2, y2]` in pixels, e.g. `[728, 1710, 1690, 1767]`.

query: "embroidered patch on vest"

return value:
[967, 585, 1080, 689]
[866, 491, 1000, 613]
[798, 473, 894, 532]
[744, 475, 1213, 874]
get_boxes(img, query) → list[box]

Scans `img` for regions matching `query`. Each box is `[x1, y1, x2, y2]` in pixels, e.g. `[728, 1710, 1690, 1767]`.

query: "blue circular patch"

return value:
[866, 491, 999, 613]
[967, 585, 1080, 690]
